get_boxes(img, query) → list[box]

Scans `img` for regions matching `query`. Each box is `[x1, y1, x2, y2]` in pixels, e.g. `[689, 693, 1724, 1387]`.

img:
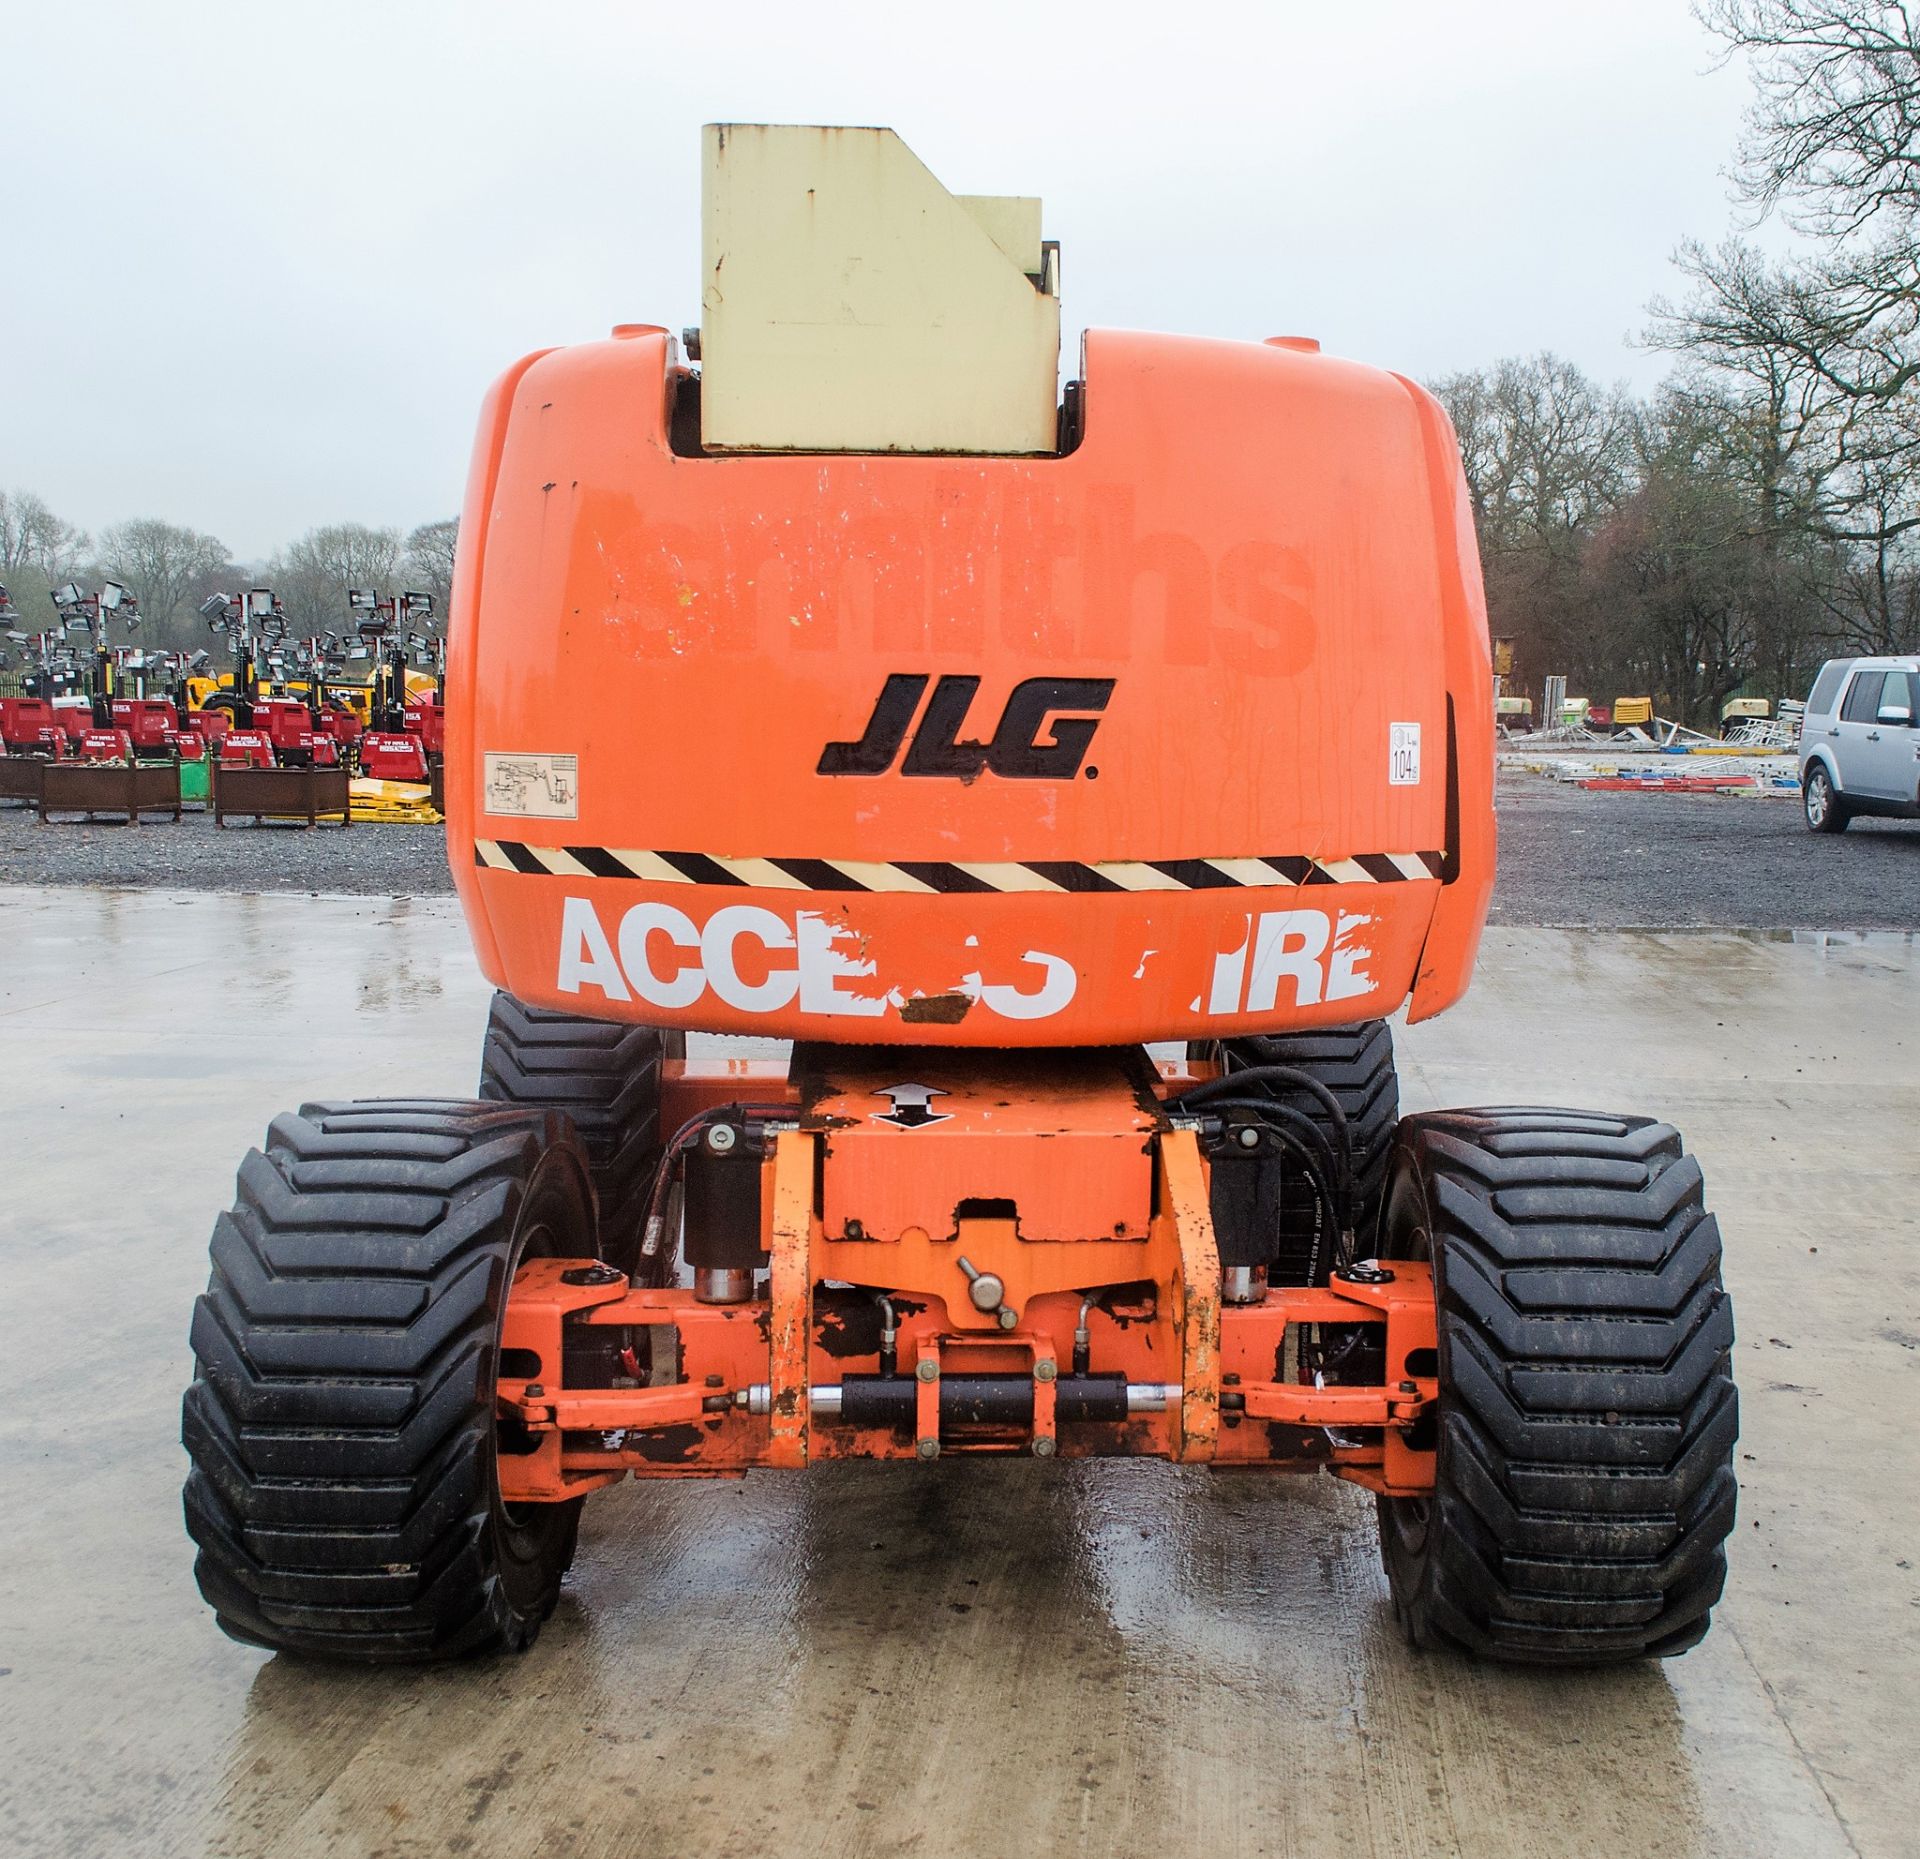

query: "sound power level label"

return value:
[484, 752, 579, 820]
[1389, 723, 1421, 786]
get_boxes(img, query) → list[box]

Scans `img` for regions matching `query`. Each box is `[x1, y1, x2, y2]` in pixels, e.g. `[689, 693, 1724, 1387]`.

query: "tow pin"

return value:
[956, 1255, 1019, 1329]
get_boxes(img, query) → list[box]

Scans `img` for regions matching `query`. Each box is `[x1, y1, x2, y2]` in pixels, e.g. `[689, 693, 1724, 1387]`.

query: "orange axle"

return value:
[495, 1056, 1436, 1497]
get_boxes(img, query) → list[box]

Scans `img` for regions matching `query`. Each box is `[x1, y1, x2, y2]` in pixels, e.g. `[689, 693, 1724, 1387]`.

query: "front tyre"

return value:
[1804, 762, 1851, 833]
[182, 1101, 598, 1662]
[1376, 1109, 1737, 1664]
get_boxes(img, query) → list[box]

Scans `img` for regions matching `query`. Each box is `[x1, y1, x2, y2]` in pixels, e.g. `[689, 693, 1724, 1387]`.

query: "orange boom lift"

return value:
[183, 127, 1737, 1666]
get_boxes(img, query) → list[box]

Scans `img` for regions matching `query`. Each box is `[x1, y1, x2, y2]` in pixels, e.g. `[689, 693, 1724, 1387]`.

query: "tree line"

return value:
[0, 499, 458, 660]
[1437, 2, 1920, 726]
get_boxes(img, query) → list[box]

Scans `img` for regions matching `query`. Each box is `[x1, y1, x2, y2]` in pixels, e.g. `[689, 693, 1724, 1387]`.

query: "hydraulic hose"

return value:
[633, 1102, 796, 1287]
[1182, 1093, 1347, 1269]
[1190, 1094, 1345, 1219]
[1173, 1062, 1354, 1203]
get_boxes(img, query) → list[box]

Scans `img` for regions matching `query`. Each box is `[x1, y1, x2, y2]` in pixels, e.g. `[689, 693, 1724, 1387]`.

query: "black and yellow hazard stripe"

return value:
[474, 842, 1447, 893]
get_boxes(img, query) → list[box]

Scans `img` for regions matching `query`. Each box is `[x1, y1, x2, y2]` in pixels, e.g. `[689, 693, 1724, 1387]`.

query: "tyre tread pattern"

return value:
[477, 992, 674, 1270]
[1385, 1107, 1738, 1664]
[182, 1100, 583, 1662]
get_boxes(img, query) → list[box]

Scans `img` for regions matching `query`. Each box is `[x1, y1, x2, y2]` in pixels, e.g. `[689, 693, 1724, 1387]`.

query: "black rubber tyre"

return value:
[1209, 1022, 1399, 1267]
[478, 992, 681, 1275]
[1803, 762, 1851, 833]
[1375, 1108, 1738, 1665]
[182, 1101, 598, 1663]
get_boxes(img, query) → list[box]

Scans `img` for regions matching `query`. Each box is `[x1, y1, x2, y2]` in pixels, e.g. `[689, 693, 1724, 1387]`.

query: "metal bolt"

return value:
[916, 1436, 940, 1460]
[916, 1357, 940, 1382]
[845, 1218, 866, 1240]
[524, 1384, 544, 1399]
[705, 1122, 738, 1153]
[996, 1307, 1019, 1331]
[1399, 1380, 1418, 1394]
[956, 1255, 1006, 1313]
[1032, 1436, 1057, 1457]
[1236, 1124, 1261, 1149]
[1034, 1358, 1057, 1383]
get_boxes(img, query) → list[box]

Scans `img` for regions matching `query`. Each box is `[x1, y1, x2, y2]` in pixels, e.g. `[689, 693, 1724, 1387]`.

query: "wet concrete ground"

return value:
[1, 887, 1914, 1858]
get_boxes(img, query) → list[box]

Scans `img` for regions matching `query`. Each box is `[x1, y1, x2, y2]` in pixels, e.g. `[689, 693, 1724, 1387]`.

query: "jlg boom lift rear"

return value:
[183, 128, 1738, 1665]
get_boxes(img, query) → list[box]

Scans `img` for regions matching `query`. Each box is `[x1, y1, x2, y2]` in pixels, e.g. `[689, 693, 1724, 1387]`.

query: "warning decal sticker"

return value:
[484, 752, 579, 820]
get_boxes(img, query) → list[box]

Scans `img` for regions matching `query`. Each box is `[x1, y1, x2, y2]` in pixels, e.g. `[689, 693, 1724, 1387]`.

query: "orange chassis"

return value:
[498, 1053, 1437, 1503]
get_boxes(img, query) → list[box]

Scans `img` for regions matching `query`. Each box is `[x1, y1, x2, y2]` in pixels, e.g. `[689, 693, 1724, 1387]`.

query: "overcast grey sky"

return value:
[3, 0, 1756, 561]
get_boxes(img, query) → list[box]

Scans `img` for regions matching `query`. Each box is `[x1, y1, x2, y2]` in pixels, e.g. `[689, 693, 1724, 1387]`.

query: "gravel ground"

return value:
[3, 769, 1917, 928]
[1488, 767, 1920, 929]
[0, 805, 451, 895]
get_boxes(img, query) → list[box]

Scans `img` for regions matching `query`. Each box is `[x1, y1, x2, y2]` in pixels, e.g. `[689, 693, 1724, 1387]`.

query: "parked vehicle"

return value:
[1798, 656, 1920, 832]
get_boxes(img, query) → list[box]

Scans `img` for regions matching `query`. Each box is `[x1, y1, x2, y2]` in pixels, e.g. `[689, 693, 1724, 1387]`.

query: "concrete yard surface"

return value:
[0, 887, 1913, 1858]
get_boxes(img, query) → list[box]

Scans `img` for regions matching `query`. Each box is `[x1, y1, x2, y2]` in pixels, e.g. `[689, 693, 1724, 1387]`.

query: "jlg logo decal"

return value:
[818, 675, 1115, 780]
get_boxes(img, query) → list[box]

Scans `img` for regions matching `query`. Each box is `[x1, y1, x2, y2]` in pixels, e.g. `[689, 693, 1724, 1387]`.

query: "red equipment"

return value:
[108, 698, 180, 755]
[407, 695, 446, 756]
[79, 729, 135, 763]
[359, 729, 429, 781]
[216, 731, 274, 768]
[50, 703, 91, 744]
[186, 709, 233, 744]
[315, 707, 363, 747]
[252, 699, 315, 759]
[1, 698, 60, 755]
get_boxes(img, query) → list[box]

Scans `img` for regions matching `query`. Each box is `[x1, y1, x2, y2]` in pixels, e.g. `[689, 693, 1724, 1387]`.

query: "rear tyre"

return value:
[1804, 762, 1851, 833]
[1375, 1108, 1737, 1664]
[182, 1101, 597, 1662]
[1204, 1022, 1400, 1268]
[479, 993, 681, 1275]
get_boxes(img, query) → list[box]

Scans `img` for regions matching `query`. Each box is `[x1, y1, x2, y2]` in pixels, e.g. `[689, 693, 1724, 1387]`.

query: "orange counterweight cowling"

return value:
[446, 327, 1494, 1047]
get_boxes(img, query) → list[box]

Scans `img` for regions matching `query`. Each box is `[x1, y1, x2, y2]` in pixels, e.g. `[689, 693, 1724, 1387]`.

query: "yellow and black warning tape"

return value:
[473, 841, 1447, 893]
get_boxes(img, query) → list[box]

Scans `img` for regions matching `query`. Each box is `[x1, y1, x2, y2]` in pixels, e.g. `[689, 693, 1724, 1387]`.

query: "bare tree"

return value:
[1434, 354, 1637, 553]
[268, 523, 404, 634]
[1700, 1, 1920, 237]
[403, 518, 459, 613]
[1583, 389, 1785, 725]
[1634, 7, 1920, 683]
[1430, 356, 1639, 696]
[93, 518, 232, 650]
[1688, 4, 1920, 410]
[0, 489, 88, 579]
